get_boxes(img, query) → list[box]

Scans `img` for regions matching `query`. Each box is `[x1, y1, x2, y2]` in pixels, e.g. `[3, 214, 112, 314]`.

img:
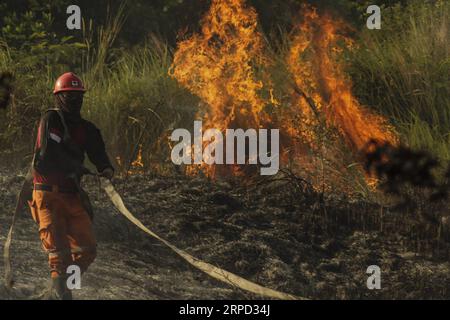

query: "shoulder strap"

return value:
[33, 109, 71, 168]
[47, 108, 71, 142]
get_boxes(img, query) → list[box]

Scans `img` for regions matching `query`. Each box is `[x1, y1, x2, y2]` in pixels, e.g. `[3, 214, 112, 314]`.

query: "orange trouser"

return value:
[29, 188, 97, 278]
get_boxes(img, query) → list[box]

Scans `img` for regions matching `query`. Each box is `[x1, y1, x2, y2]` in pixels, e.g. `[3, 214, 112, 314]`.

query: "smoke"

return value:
[364, 140, 449, 202]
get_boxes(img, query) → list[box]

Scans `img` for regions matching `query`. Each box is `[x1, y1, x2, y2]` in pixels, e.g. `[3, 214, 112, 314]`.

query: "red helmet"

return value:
[53, 72, 86, 94]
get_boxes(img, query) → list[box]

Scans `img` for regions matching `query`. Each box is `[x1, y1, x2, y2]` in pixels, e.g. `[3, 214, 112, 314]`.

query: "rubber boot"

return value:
[42, 276, 72, 300]
[53, 275, 72, 300]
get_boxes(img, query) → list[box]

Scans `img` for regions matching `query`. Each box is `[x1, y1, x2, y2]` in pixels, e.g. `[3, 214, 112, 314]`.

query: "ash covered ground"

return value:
[0, 169, 449, 300]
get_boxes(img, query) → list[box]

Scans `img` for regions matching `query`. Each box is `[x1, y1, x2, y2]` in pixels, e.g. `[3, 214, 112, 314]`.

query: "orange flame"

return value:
[287, 6, 397, 151]
[170, 1, 397, 185]
[131, 144, 144, 169]
[170, 0, 272, 129]
[170, 0, 274, 177]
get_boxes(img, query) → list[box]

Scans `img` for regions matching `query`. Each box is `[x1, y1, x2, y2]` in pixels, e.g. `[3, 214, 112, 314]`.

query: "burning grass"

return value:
[169, 0, 398, 193]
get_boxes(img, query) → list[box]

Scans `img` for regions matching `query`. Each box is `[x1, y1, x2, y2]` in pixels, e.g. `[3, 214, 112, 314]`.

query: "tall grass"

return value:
[83, 40, 198, 172]
[349, 0, 450, 162]
[78, 4, 197, 172]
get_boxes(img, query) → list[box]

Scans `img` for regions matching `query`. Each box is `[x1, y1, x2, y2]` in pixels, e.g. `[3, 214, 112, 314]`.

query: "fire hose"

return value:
[3, 169, 33, 291]
[4, 174, 305, 300]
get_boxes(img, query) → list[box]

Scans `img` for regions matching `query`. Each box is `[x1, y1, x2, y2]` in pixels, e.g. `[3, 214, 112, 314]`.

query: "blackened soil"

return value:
[0, 171, 449, 300]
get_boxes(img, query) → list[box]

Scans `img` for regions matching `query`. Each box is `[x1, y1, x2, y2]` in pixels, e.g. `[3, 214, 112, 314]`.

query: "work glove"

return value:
[99, 167, 114, 180]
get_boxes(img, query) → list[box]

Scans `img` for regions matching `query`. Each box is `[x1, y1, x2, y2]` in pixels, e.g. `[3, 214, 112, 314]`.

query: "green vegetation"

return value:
[349, 0, 450, 161]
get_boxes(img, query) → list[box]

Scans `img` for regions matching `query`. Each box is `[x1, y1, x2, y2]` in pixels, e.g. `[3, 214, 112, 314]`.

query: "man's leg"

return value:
[32, 190, 73, 300]
[64, 194, 97, 274]
[33, 190, 72, 278]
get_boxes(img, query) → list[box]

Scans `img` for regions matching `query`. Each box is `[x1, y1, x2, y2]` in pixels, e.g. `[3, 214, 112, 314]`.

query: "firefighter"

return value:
[29, 72, 114, 300]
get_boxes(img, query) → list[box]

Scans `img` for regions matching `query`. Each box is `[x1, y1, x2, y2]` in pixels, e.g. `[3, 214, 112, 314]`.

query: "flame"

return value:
[170, 0, 397, 186]
[170, 0, 271, 129]
[131, 144, 144, 169]
[287, 6, 397, 151]
[115, 145, 144, 176]
[170, 0, 273, 177]
[125, 144, 145, 175]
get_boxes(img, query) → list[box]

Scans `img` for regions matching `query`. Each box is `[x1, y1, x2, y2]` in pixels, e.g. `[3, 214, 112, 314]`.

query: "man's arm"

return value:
[84, 121, 114, 177]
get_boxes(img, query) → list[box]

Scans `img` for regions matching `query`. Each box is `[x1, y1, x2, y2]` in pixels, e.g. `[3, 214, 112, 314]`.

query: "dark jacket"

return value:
[33, 110, 113, 188]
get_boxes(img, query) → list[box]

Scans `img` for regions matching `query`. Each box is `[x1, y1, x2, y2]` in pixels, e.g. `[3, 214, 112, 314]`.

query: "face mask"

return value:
[55, 92, 84, 116]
